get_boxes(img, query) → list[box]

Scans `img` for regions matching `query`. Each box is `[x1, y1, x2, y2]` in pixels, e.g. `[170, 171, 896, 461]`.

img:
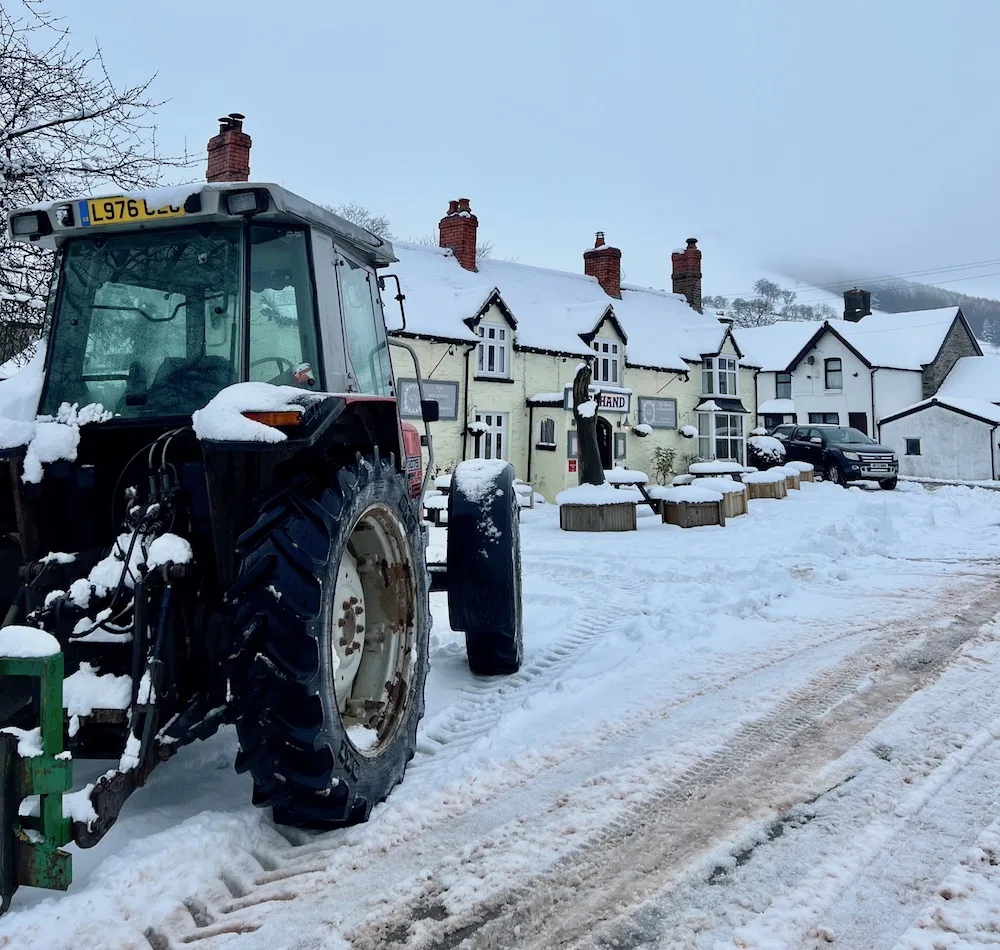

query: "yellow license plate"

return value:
[80, 196, 186, 227]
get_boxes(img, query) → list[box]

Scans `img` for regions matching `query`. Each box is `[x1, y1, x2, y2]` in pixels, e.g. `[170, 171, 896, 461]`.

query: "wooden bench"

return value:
[557, 483, 638, 532]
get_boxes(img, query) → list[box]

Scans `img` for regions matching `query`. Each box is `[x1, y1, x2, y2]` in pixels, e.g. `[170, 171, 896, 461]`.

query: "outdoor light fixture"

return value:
[225, 189, 269, 216]
[10, 212, 51, 238]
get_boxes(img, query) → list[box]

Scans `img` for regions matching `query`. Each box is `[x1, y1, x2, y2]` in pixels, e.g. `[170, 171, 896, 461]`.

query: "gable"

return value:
[579, 307, 627, 347]
[786, 323, 871, 373]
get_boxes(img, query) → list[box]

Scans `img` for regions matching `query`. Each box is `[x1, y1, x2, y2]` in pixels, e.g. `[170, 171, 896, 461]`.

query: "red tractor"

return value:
[0, 181, 522, 912]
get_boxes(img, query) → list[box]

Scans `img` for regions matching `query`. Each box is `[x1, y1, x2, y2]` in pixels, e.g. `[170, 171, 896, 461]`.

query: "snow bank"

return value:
[689, 460, 746, 475]
[555, 483, 636, 506]
[742, 470, 788, 484]
[0, 625, 60, 657]
[191, 383, 318, 443]
[647, 485, 724, 503]
[604, 468, 649, 485]
[693, 477, 746, 495]
[63, 663, 131, 717]
[146, 534, 193, 569]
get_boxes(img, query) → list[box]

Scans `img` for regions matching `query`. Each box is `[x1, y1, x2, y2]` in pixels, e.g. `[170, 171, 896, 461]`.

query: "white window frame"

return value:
[696, 411, 745, 464]
[701, 356, 739, 397]
[592, 339, 620, 385]
[474, 411, 507, 460]
[476, 322, 509, 378]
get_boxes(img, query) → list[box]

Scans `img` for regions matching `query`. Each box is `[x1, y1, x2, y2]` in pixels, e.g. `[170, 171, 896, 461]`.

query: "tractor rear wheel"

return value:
[228, 454, 429, 828]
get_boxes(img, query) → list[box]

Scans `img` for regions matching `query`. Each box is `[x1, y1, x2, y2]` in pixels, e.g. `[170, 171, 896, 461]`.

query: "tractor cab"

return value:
[12, 182, 399, 422]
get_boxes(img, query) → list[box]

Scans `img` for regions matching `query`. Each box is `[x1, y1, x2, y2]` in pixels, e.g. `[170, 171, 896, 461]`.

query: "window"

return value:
[776, 372, 791, 399]
[249, 227, 320, 389]
[567, 429, 578, 459]
[474, 411, 506, 460]
[808, 413, 840, 425]
[763, 413, 794, 430]
[537, 416, 556, 449]
[701, 356, 738, 396]
[592, 339, 620, 384]
[43, 226, 241, 418]
[905, 438, 921, 456]
[614, 432, 627, 460]
[824, 358, 843, 390]
[476, 323, 509, 378]
[697, 411, 745, 463]
[339, 250, 391, 395]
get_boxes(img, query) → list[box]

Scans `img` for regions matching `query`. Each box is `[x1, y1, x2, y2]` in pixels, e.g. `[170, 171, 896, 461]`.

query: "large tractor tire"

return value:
[446, 460, 523, 676]
[228, 453, 429, 828]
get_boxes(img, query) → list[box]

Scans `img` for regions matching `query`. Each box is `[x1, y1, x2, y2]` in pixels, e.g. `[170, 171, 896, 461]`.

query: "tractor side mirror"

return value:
[421, 400, 440, 423]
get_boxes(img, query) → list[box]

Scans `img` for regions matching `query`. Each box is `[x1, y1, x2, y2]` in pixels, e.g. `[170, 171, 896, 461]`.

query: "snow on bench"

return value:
[603, 468, 649, 486]
[556, 483, 638, 506]
[688, 461, 747, 476]
[647, 486, 724, 503]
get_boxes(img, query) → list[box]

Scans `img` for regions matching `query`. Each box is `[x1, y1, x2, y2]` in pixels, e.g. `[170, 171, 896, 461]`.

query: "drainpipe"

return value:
[991, 423, 999, 481]
[461, 343, 475, 461]
[527, 403, 535, 482]
[753, 368, 760, 427]
[870, 367, 880, 436]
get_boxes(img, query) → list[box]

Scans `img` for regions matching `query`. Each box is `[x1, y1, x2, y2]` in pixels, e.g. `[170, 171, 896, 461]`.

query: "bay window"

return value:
[697, 411, 746, 464]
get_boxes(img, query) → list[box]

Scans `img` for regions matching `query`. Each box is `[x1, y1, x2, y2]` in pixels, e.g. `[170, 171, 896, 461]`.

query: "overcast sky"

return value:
[50, 0, 1000, 301]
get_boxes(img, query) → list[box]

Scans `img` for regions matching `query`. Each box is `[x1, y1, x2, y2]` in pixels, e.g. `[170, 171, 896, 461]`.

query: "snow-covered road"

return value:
[4, 480, 1000, 949]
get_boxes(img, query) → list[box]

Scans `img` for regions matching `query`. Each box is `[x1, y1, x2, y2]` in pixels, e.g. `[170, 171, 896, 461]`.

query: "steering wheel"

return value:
[250, 356, 294, 378]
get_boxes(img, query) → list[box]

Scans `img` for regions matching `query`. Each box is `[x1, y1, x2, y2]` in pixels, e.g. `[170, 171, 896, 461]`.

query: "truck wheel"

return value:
[446, 460, 523, 676]
[228, 453, 429, 828]
[879, 477, 898, 490]
[824, 462, 843, 486]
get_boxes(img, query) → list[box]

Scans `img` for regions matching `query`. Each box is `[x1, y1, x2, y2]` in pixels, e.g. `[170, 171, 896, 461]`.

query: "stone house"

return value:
[386, 201, 755, 500]
[739, 302, 981, 435]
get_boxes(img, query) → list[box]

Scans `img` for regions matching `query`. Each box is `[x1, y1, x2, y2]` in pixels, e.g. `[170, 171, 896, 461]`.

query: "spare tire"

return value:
[446, 460, 523, 675]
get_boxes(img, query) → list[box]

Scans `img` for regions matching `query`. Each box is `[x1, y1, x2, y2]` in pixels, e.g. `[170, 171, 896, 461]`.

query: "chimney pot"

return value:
[583, 232, 622, 299]
[439, 197, 479, 270]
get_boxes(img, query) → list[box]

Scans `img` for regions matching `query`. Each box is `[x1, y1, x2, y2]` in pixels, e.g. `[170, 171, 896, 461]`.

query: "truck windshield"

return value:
[42, 226, 242, 418]
[41, 224, 321, 419]
[827, 428, 873, 443]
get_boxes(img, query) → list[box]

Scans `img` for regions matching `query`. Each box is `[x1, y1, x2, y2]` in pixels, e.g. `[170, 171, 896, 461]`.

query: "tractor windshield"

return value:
[42, 224, 320, 419]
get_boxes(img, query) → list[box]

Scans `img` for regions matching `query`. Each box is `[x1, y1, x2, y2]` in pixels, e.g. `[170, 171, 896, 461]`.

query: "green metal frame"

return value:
[0, 648, 72, 902]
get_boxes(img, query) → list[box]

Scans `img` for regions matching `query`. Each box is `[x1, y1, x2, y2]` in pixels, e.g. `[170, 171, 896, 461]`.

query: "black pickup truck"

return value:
[771, 424, 899, 489]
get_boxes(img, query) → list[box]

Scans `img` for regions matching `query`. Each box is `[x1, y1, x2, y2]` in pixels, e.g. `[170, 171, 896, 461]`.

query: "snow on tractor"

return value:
[0, 182, 522, 913]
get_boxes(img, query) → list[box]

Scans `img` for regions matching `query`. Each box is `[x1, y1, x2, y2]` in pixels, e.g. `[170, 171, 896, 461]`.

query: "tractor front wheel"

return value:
[228, 454, 429, 828]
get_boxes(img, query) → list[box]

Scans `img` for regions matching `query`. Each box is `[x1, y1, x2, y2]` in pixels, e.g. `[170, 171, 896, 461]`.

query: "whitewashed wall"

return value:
[880, 405, 998, 481]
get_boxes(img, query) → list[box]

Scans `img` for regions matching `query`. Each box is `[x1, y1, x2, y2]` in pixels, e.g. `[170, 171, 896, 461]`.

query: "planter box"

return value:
[662, 500, 726, 528]
[798, 469, 815, 483]
[784, 472, 801, 491]
[745, 479, 788, 501]
[719, 491, 748, 518]
[560, 503, 637, 532]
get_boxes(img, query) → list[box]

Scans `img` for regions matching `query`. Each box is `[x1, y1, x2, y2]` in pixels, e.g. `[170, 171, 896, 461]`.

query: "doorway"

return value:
[848, 412, 868, 435]
[596, 417, 613, 470]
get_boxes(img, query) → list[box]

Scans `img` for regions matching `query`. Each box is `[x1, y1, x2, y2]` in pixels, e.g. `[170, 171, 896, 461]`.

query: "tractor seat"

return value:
[145, 356, 235, 415]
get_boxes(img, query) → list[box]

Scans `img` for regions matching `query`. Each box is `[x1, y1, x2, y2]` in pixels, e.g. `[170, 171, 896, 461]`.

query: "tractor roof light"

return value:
[10, 212, 52, 239]
[225, 189, 269, 216]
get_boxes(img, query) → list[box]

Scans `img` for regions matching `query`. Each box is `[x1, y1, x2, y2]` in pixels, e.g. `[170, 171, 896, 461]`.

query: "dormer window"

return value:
[701, 356, 738, 396]
[476, 323, 509, 378]
[592, 340, 620, 384]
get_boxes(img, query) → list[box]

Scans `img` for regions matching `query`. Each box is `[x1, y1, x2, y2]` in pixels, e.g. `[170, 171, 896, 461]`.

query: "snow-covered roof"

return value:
[735, 322, 822, 371]
[883, 395, 1000, 426]
[834, 308, 964, 370]
[387, 242, 730, 371]
[737, 307, 967, 373]
[937, 356, 1000, 403]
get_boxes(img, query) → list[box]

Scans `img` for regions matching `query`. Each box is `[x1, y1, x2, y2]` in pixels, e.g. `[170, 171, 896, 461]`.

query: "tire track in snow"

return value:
[341, 577, 1000, 950]
[117, 568, 999, 949]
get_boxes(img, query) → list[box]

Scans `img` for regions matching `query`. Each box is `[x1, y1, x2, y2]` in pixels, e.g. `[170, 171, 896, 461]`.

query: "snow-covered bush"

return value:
[747, 435, 786, 468]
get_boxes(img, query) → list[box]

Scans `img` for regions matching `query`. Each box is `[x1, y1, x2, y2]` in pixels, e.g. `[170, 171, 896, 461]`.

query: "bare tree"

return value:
[0, 0, 182, 363]
[712, 278, 839, 328]
[322, 201, 394, 240]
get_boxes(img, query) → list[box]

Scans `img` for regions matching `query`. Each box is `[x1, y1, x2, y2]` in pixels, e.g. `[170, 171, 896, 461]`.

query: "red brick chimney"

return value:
[438, 198, 478, 271]
[583, 232, 622, 299]
[206, 113, 251, 183]
[671, 238, 703, 313]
